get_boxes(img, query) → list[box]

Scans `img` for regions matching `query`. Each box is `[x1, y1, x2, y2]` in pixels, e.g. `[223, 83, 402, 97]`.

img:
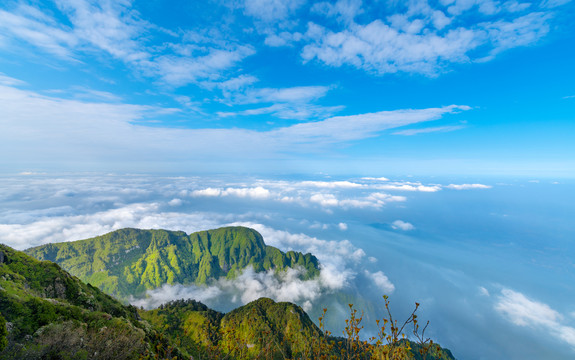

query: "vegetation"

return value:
[0, 244, 184, 359]
[140, 297, 455, 360]
[0, 226, 457, 359]
[25, 226, 320, 300]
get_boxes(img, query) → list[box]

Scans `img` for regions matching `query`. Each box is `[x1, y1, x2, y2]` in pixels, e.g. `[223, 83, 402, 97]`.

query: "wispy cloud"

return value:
[298, 180, 364, 188]
[373, 183, 441, 192]
[217, 85, 343, 120]
[0, 80, 471, 168]
[445, 183, 492, 190]
[271, 105, 471, 145]
[0, 4, 78, 60]
[0, 0, 254, 88]
[241, 0, 305, 22]
[496, 288, 575, 348]
[393, 125, 466, 136]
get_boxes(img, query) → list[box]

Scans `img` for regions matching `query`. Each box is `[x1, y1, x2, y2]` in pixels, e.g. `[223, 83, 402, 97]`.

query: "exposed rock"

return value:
[0, 251, 8, 264]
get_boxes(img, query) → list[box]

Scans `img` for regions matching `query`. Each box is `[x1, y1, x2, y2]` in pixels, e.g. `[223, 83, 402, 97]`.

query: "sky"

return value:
[1, 1, 575, 359]
[0, 0, 574, 176]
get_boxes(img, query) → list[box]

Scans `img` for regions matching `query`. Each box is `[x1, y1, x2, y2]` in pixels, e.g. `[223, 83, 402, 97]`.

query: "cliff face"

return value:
[25, 226, 320, 299]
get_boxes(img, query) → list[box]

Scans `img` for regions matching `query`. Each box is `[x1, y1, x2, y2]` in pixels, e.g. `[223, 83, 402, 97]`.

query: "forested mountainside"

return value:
[25, 226, 319, 300]
[0, 242, 455, 359]
[140, 296, 456, 360]
[0, 243, 181, 359]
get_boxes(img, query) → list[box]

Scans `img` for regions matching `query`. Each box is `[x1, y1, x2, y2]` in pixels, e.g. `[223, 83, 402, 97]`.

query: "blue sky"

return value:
[2, 2, 575, 359]
[1, 0, 574, 176]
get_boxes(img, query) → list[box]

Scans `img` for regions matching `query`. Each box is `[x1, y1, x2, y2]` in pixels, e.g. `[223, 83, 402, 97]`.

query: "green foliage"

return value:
[140, 298, 224, 358]
[0, 245, 180, 360]
[143, 296, 456, 360]
[26, 227, 320, 300]
[0, 314, 6, 353]
[220, 297, 324, 359]
[0, 242, 455, 360]
[5, 229, 457, 360]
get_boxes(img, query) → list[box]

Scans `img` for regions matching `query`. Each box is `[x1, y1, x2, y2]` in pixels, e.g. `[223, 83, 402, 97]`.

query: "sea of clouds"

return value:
[1, 173, 574, 359]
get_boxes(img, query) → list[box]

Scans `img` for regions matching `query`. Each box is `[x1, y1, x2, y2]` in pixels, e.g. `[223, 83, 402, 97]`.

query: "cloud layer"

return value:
[1, 173, 573, 359]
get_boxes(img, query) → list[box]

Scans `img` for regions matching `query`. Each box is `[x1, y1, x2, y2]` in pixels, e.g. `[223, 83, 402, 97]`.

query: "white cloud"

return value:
[217, 102, 343, 121]
[0, 203, 176, 249]
[218, 85, 341, 120]
[393, 125, 465, 136]
[242, 0, 305, 22]
[132, 264, 346, 313]
[0, 81, 471, 168]
[391, 220, 415, 231]
[312, 0, 364, 23]
[364, 270, 395, 294]
[238, 222, 367, 265]
[147, 46, 255, 87]
[495, 288, 575, 347]
[223, 186, 271, 199]
[0, 0, 254, 88]
[264, 31, 304, 47]
[446, 183, 492, 190]
[496, 288, 560, 327]
[299, 180, 364, 188]
[367, 192, 407, 203]
[131, 282, 224, 310]
[301, 20, 480, 75]
[272, 105, 471, 145]
[55, 0, 149, 62]
[480, 12, 551, 60]
[181, 179, 415, 211]
[0, 73, 26, 86]
[168, 198, 183, 206]
[190, 188, 222, 197]
[361, 177, 389, 181]
[540, 0, 573, 9]
[310, 193, 340, 207]
[191, 187, 271, 199]
[0, 5, 78, 60]
[301, 2, 554, 76]
[374, 184, 441, 192]
[338, 222, 348, 231]
[309, 192, 404, 209]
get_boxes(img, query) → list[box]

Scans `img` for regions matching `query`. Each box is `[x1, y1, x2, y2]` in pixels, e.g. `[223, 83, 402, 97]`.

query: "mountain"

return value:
[0, 243, 183, 359]
[1, 243, 455, 359]
[141, 297, 323, 359]
[25, 226, 320, 300]
[141, 297, 456, 360]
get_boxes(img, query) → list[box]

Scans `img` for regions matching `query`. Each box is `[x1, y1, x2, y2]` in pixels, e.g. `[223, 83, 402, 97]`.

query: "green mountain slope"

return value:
[0, 244, 183, 359]
[0, 243, 455, 360]
[142, 297, 324, 359]
[141, 297, 456, 360]
[25, 226, 320, 300]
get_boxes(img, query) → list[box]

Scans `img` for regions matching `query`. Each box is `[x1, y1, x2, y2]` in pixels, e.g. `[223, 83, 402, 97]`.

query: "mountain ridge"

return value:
[1, 238, 456, 359]
[25, 226, 320, 300]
